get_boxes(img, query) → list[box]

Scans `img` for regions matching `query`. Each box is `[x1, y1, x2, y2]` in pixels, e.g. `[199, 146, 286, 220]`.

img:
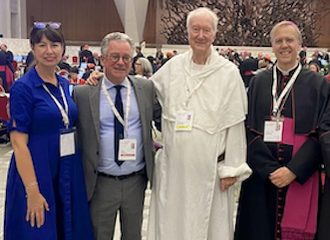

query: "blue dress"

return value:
[4, 67, 93, 240]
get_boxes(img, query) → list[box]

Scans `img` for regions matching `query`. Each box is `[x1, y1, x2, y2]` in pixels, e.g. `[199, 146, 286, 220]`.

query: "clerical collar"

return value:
[276, 61, 299, 76]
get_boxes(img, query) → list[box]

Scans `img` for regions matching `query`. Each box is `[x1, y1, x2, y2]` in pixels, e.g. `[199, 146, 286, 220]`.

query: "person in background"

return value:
[4, 22, 93, 240]
[160, 52, 172, 66]
[321, 50, 329, 63]
[309, 62, 321, 73]
[79, 44, 93, 66]
[68, 66, 85, 85]
[326, 72, 330, 83]
[263, 55, 273, 69]
[147, 55, 159, 73]
[132, 46, 144, 72]
[92, 52, 101, 67]
[239, 51, 258, 88]
[299, 46, 307, 66]
[58, 55, 71, 72]
[134, 57, 153, 79]
[318, 63, 330, 240]
[155, 47, 163, 64]
[0, 44, 14, 91]
[256, 51, 264, 61]
[309, 53, 322, 70]
[82, 63, 95, 80]
[24, 51, 35, 74]
[0, 44, 14, 70]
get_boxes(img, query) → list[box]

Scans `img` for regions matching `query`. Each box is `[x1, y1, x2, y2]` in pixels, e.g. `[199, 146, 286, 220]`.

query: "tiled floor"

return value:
[0, 144, 236, 240]
[0, 143, 14, 240]
[0, 143, 150, 240]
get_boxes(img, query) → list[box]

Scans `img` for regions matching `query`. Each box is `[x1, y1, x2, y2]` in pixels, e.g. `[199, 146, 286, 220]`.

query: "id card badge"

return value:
[119, 139, 137, 161]
[264, 120, 283, 142]
[60, 128, 75, 157]
[175, 110, 194, 131]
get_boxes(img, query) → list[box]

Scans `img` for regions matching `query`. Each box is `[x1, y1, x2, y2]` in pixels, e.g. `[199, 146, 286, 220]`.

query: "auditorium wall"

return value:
[24, 0, 330, 48]
[26, 0, 124, 44]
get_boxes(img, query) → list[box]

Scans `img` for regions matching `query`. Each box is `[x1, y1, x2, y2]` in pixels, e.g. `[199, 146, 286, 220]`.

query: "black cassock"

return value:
[318, 78, 330, 240]
[234, 66, 329, 240]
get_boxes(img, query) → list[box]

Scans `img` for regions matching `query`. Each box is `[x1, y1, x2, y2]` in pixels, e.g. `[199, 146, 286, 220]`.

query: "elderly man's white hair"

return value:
[186, 7, 218, 33]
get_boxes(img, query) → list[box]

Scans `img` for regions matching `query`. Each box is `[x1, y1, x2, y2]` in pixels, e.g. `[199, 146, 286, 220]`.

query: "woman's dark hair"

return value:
[30, 25, 66, 55]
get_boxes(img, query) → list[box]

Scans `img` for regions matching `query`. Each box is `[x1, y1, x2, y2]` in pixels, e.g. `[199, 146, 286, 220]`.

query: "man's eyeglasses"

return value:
[34, 22, 61, 30]
[105, 54, 132, 63]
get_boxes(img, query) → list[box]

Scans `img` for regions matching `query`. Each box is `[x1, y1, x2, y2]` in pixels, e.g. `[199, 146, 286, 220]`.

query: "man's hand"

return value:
[86, 71, 104, 86]
[220, 177, 237, 191]
[269, 166, 296, 188]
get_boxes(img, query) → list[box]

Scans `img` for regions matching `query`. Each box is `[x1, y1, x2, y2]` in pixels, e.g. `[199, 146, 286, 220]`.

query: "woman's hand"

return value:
[86, 71, 104, 85]
[26, 188, 50, 228]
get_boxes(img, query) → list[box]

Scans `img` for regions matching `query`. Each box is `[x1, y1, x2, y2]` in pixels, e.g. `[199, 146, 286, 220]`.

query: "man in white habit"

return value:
[146, 7, 252, 240]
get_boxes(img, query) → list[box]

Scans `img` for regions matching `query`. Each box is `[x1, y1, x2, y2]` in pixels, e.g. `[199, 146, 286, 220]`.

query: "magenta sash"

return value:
[280, 118, 319, 240]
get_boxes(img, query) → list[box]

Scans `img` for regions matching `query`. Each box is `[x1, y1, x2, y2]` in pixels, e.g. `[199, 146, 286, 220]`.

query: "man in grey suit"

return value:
[74, 32, 161, 240]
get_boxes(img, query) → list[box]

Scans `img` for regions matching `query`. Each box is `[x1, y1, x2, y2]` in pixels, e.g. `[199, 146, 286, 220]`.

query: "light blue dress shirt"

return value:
[98, 76, 145, 176]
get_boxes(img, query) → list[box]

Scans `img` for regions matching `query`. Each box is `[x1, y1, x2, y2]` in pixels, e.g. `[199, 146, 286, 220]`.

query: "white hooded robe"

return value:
[147, 48, 252, 240]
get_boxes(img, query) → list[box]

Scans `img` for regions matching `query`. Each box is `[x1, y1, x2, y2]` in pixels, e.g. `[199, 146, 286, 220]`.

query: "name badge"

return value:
[119, 139, 137, 161]
[60, 132, 75, 157]
[175, 110, 194, 131]
[264, 121, 283, 142]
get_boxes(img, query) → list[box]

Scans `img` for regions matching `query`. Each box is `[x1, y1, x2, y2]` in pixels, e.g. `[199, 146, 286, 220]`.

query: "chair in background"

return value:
[72, 56, 78, 65]
[0, 77, 10, 143]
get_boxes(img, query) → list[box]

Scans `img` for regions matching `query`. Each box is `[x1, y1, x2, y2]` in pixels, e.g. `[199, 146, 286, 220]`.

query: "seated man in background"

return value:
[69, 66, 85, 85]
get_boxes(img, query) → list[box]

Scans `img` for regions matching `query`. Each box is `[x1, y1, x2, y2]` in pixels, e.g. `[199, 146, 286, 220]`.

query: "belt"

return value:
[98, 169, 145, 180]
[218, 152, 225, 162]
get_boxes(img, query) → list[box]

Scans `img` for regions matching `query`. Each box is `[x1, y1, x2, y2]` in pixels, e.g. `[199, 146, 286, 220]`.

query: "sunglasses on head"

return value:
[34, 22, 61, 30]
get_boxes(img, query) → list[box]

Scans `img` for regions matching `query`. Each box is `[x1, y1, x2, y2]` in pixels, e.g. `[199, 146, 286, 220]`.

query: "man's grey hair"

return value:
[186, 7, 218, 33]
[270, 21, 302, 44]
[100, 32, 134, 56]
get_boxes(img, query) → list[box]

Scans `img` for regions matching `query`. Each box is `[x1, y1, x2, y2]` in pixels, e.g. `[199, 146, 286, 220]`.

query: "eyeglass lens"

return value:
[109, 54, 131, 63]
[34, 22, 61, 30]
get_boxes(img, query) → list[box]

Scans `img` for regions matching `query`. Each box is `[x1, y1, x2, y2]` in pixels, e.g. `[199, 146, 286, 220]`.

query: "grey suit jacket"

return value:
[74, 75, 161, 201]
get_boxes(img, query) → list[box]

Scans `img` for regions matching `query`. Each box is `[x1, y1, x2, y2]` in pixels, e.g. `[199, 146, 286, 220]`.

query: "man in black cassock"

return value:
[235, 21, 329, 240]
[317, 66, 330, 240]
[299, 46, 307, 66]
[79, 44, 93, 65]
[0, 46, 14, 91]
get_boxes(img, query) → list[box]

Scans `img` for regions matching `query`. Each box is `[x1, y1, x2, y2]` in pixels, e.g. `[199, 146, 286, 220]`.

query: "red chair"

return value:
[72, 56, 78, 65]
[0, 95, 9, 122]
[0, 78, 5, 93]
[0, 94, 10, 143]
[12, 61, 18, 70]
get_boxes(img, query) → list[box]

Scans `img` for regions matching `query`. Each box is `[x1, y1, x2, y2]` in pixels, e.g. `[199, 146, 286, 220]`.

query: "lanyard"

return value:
[272, 63, 302, 118]
[42, 84, 70, 128]
[102, 79, 131, 136]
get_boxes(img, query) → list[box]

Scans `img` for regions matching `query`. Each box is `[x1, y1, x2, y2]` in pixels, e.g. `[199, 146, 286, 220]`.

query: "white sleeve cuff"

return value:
[217, 162, 252, 182]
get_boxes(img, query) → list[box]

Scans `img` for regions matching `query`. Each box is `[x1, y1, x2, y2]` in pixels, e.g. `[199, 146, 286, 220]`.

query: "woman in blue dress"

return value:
[4, 22, 93, 240]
